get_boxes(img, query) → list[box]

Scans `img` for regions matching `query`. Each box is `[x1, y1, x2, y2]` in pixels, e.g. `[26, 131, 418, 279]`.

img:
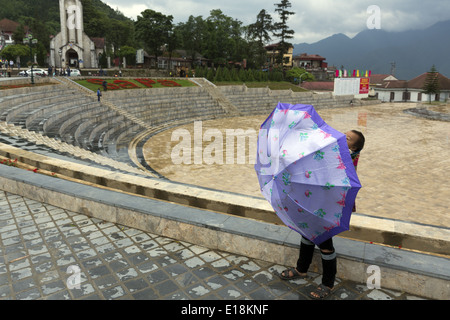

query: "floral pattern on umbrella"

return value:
[255, 103, 362, 245]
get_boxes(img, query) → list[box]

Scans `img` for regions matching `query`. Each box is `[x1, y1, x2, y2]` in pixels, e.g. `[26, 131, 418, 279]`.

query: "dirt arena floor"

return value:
[144, 103, 449, 228]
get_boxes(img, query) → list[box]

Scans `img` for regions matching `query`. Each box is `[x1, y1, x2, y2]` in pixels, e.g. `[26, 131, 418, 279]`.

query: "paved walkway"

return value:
[0, 191, 427, 301]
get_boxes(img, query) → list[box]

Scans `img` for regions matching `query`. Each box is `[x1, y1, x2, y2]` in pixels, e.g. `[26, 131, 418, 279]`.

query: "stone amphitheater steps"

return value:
[0, 77, 358, 180]
[0, 121, 149, 177]
[105, 88, 226, 125]
[0, 90, 74, 122]
[38, 101, 105, 136]
[191, 78, 240, 116]
[13, 96, 92, 129]
[0, 79, 146, 173]
[39, 78, 214, 167]
[0, 79, 232, 176]
[219, 85, 354, 115]
[0, 84, 63, 104]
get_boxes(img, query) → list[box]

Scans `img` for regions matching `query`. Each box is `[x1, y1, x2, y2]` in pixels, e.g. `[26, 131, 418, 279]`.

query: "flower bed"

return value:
[0, 82, 54, 90]
[0, 84, 34, 90]
[79, 78, 188, 91]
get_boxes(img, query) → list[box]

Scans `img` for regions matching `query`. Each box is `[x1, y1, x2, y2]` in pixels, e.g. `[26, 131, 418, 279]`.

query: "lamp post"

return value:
[23, 33, 38, 85]
[118, 47, 121, 76]
[0, 30, 5, 51]
[0, 31, 5, 76]
[299, 71, 310, 84]
[58, 49, 62, 75]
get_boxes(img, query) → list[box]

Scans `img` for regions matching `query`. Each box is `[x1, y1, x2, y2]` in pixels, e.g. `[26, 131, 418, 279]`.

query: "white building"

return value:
[373, 72, 450, 103]
[0, 19, 30, 50]
[49, 0, 104, 69]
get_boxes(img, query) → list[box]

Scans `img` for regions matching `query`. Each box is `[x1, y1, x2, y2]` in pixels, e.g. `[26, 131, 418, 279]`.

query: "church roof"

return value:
[90, 37, 105, 49]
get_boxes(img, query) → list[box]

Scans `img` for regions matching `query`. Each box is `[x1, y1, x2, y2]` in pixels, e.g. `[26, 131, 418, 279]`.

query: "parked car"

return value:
[19, 68, 48, 77]
[68, 69, 81, 76]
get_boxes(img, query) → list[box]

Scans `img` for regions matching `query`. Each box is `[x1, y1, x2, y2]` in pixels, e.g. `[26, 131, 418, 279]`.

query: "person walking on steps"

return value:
[97, 88, 102, 102]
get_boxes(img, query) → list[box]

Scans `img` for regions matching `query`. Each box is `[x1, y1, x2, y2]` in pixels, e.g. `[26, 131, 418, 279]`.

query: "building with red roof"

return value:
[0, 18, 31, 49]
[293, 53, 334, 81]
[293, 53, 327, 70]
[264, 43, 294, 68]
[373, 72, 450, 102]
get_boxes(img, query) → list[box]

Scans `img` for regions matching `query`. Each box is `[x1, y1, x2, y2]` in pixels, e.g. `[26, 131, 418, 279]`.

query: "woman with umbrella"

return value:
[279, 130, 365, 300]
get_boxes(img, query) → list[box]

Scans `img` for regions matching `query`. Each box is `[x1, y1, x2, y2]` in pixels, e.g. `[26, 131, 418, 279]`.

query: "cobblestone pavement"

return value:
[0, 191, 428, 301]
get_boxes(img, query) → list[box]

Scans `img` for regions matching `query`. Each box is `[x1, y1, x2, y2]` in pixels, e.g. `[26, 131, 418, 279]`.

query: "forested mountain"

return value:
[0, 0, 294, 70]
[0, 0, 135, 48]
[293, 20, 450, 80]
[0, 0, 131, 26]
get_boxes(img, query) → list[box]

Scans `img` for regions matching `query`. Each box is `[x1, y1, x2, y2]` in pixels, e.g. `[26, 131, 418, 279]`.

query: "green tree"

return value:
[0, 0, 137, 67]
[175, 15, 206, 68]
[286, 67, 314, 84]
[246, 69, 255, 82]
[239, 68, 247, 81]
[422, 65, 440, 103]
[135, 9, 173, 69]
[119, 45, 136, 66]
[98, 53, 107, 68]
[12, 24, 26, 44]
[222, 67, 231, 81]
[1, 44, 30, 62]
[206, 68, 215, 81]
[248, 9, 273, 45]
[229, 19, 246, 63]
[204, 9, 245, 66]
[273, 0, 295, 64]
[247, 9, 273, 68]
[195, 66, 205, 78]
[231, 68, 239, 81]
[214, 66, 223, 81]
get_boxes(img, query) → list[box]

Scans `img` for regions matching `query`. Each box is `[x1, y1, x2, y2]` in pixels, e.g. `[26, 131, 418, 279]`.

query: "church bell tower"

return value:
[50, 0, 99, 69]
[60, 0, 84, 46]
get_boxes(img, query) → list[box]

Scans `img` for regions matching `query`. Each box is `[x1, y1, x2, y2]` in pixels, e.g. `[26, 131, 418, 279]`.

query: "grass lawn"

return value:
[75, 78, 309, 93]
[75, 78, 196, 91]
[215, 81, 309, 92]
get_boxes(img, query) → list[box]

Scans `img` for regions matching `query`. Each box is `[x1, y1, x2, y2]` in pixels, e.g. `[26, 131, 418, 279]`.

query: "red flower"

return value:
[114, 80, 139, 89]
[86, 78, 182, 90]
[157, 80, 181, 87]
[135, 78, 156, 88]
[87, 79, 119, 90]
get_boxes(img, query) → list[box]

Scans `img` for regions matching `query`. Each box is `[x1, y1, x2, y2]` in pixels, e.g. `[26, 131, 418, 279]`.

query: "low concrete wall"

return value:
[0, 77, 53, 87]
[0, 159, 448, 300]
[0, 142, 448, 257]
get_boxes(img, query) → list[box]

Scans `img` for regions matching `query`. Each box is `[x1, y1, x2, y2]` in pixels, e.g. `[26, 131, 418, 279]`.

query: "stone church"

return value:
[50, 0, 104, 69]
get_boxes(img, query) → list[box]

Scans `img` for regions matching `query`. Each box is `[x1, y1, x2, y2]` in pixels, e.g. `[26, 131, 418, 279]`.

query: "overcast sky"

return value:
[103, 0, 450, 43]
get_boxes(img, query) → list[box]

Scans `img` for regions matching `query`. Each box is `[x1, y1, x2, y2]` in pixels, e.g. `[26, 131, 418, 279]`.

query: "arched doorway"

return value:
[66, 48, 79, 68]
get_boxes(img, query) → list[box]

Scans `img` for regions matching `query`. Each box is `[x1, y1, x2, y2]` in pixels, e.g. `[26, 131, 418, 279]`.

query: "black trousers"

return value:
[296, 236, 337, 288]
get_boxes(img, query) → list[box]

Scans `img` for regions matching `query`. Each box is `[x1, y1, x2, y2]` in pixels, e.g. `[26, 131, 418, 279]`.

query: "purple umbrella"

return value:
[255, 103, 361, 245]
